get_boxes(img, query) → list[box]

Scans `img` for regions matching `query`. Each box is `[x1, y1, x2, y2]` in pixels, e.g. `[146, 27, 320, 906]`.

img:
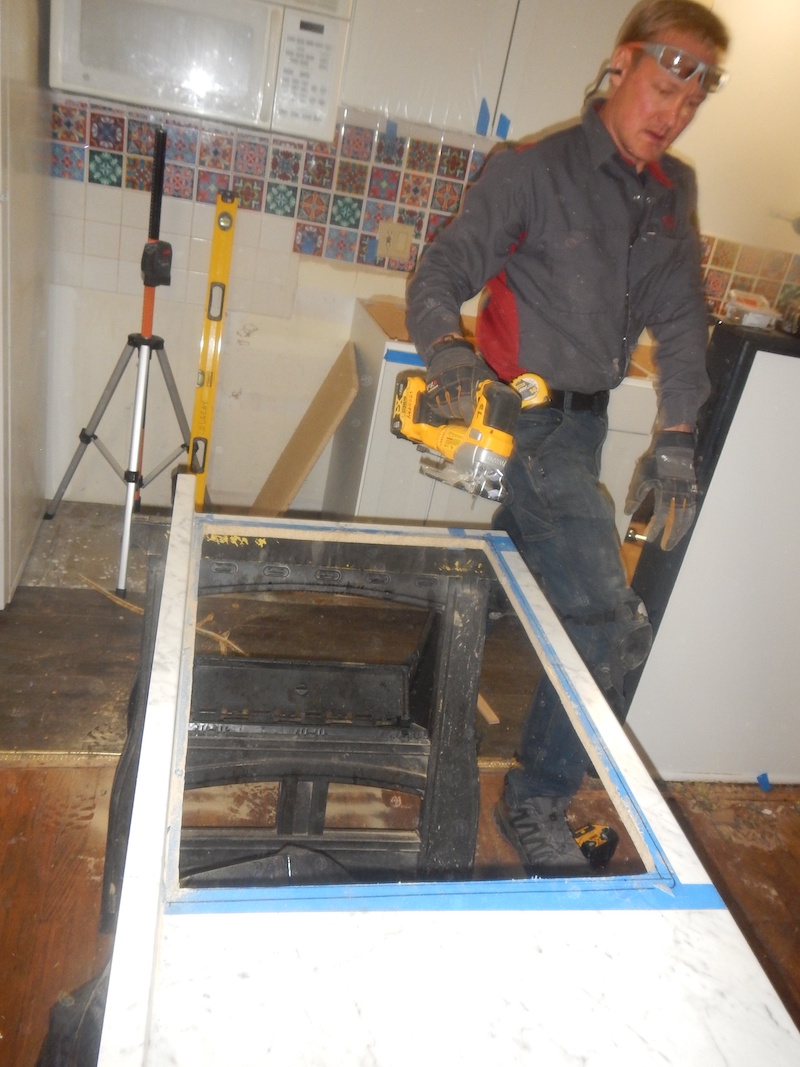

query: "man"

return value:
[405, 0, 729, 876]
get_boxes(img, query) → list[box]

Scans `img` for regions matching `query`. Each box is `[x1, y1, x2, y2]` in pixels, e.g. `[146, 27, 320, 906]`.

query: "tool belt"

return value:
[547, 388, 609, 415]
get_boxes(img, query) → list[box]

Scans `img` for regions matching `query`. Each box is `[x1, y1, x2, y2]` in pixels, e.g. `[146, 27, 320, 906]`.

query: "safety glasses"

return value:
[636, 41, 728, 93]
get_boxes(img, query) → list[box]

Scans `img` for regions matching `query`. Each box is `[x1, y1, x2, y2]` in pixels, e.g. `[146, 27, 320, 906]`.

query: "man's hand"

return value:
[425, 338, 482, 422]
[625, 431, 698, 551]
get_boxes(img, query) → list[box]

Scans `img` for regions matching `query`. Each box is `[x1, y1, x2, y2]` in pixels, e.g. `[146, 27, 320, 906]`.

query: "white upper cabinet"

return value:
[341, 0, 519, 136]
[495, 0, 634, 141]
[341, 0, 634, 140]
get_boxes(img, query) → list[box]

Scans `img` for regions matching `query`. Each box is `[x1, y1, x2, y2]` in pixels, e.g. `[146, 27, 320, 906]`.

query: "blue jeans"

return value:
[494, 405, 652, 803]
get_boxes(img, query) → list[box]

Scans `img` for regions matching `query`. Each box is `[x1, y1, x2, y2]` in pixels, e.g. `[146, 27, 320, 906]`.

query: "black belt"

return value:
[547, 389, 609, 415]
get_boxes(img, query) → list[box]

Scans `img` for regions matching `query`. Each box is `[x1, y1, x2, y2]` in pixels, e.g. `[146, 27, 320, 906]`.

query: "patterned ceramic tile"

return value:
[368, 167, 400, 202]
[125, 155, 153, 191]
[438, 145, 469, 181]
[52, 103, 87, 144]
[761, 249, 792, 282]
[325, 226, 358, 262]
[431, 178, 463, 214]
[89, 111, 125, 152]
[51, 143, 85, 181]
[234, 136, 269, 178]
[753, 278, 781, 305]
[198, 131, 234, 172]
[196, 169, 231, 204]
[71, 96, 800, 289]
[736, 245, 764, 276]
[340, 125, 374, 161]
[357, 234, 384, 267]
[703, 267, 731, 300]
[297, 188, 331, 224]
[362, 198, 395, 233]
[336, 161, 369, 196]
[166, 124, 199, 165]
[232, 176, 265, 211]
[375, 133, 406, 168]
[399, 172, 432, 208]
[163, 163, 195, 200]
[303, 152, 335, 189]
[406, 138, 439, 174]
[88, 150, 123, 187]
[306, 135, 338, 156]
[330, 194, 363, 229]
[396, 207, 426, 241]
[730, 275, 754, 294]
[699, 234, 715, 267]
[265, 182, 298, 217]
[710, 238, 739, 271]
[468, 149, 486, 182]
[127, 121, 158, 157]
[294, 222, 326, 256]
[425, 212, 451, 244]
[270, 140, 304, 183]
[387, 243, 418, 273]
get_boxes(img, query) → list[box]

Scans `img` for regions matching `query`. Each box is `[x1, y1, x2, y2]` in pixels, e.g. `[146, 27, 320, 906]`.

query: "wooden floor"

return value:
[1, 509, 799, 1063]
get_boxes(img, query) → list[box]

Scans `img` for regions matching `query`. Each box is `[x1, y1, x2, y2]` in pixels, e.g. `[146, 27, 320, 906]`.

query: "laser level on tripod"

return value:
[44, 128, 191, 598]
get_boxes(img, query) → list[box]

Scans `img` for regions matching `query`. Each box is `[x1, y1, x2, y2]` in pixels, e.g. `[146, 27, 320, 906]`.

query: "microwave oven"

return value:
[49, 0, 353, 142]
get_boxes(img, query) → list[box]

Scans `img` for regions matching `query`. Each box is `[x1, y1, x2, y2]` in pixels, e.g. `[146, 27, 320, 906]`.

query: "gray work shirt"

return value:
[406, 103, 710, 429]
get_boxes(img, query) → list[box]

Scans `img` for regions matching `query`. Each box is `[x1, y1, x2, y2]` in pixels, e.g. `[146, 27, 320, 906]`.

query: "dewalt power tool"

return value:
[391, 368, 552, 503]
[391, 370, 523, 502]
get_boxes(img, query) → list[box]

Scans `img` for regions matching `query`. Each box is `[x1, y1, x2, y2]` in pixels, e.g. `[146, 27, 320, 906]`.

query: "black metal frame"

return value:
[102, 533, 501, 927]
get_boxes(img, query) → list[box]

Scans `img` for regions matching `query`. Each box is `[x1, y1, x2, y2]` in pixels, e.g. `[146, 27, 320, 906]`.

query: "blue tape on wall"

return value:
[496, 113, 511, 139]
[386, 120, 398, 140]
[476, 98, 490, 137]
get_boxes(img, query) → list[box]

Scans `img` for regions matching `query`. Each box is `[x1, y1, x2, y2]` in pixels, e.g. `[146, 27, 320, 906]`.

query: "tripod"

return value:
[44, 129, 190, 598]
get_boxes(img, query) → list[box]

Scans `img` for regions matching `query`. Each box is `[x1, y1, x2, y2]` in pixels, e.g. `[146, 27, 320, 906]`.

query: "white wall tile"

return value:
[84, 219, 121, 259]
[121, 188, 151, 231]
[185, 271, 207, 305]
[231, 209, 261, 248]
[188, 236, 212, 274]
[52, 213, 84, 253]
[85, 183, 123, 225]
[51, 178, 87, 219]
[51, 250, 84, 286]
[160, 196, 194, 238]
[82, 255, 119, 292]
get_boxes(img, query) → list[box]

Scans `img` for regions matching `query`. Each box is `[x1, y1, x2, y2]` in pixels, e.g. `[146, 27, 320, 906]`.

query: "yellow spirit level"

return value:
[188, 191, 238, 508]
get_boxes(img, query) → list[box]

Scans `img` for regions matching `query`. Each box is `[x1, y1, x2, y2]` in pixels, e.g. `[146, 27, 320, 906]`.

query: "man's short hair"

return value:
[618, 0, 730, 54]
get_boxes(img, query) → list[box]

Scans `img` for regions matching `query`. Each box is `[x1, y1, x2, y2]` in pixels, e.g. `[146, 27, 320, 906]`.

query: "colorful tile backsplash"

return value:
[50, 94, 800, 311]
[50, 96, 489, 274]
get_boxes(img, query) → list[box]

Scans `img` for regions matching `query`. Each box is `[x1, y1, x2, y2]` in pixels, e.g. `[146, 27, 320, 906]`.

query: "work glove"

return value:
[625, 430, 698, 551]
[425, 339, 483, 422]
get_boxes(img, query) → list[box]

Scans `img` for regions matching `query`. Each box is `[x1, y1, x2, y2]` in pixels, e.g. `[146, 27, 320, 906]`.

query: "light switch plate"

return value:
[376, 221, 414, 260]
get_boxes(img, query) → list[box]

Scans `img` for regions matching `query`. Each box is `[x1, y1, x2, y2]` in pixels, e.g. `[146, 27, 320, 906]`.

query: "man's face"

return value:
[601, 29, 719, 171]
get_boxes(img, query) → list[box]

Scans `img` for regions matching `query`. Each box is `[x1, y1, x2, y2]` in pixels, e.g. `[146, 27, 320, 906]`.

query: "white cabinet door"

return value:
[495, 0, 633, 140]
[341, 0, 519, 135]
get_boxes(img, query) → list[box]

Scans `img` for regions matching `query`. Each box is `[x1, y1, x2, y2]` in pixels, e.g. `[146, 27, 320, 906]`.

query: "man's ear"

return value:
[608, 43, 635, 88]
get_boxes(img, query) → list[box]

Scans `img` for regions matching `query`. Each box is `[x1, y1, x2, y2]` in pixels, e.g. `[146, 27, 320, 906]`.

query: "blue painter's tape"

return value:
[476, 98, 490, 137]
[168, 877, 726, 916]
[386, 120, 398, 140]
[757, 772, 772, 791]
[385, 348, 423, 366]
[496, 113, 511, 140]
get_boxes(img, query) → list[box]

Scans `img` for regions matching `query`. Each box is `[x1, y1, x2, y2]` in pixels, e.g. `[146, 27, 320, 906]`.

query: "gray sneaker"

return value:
[494, 796, 590, 877]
